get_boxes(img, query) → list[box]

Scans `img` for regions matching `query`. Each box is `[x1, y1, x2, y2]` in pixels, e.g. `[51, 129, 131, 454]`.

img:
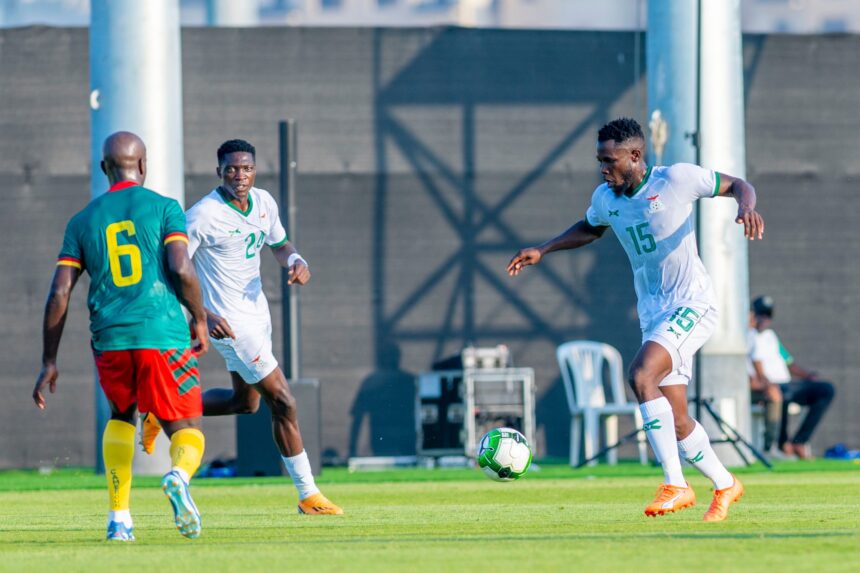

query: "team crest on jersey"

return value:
[646, 195, 665, 213]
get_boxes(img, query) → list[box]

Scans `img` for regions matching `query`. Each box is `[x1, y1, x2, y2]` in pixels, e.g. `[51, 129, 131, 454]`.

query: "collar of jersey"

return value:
[623, 166, 652, 199]
[108, 180, 140, 193]
[217, 186, 254, 217]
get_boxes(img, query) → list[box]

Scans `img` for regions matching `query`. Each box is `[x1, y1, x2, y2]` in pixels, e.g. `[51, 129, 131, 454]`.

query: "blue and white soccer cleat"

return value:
[106, 520, 135, 541]
[161, 470, 202, 539]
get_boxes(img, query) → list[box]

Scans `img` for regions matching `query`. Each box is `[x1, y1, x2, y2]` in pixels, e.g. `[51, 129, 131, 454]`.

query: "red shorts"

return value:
[93, 348, 202, 421]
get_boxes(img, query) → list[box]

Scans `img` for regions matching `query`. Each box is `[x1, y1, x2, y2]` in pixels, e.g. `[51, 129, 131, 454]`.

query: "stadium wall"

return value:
[1, 27, 857, 468]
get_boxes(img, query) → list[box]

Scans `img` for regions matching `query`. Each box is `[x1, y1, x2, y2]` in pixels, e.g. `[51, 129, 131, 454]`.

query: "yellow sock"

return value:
[102, 419, 135, 511]
[169, 428, 205, 481]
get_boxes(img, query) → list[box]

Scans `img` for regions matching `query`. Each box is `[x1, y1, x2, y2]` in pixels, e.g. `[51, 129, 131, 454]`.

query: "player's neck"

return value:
[622, 165, 649, 197]
[219, 186, 250, 211]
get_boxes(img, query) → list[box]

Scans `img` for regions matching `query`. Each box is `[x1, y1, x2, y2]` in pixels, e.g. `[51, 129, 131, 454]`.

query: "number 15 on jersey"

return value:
[625, 222, 656, 255]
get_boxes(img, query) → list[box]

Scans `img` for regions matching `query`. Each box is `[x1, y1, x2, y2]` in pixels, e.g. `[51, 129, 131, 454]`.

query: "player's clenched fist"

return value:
[288, 261, 311, 285]
[206, 312, 234, 340]
[507, 247, 542, 276]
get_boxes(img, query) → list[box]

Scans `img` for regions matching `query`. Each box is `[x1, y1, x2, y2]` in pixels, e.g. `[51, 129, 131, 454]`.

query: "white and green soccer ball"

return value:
[476, 427, 533, 481]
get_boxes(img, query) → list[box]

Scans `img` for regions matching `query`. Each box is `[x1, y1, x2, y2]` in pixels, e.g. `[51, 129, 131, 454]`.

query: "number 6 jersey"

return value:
[57, 181, 190, 351]
[585, 163, 720, 331]
[185, 186, 288, 328]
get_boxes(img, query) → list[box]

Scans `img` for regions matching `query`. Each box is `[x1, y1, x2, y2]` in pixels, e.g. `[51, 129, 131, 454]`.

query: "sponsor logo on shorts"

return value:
[250, 354, 270, 373]
[644, 420, 662, 431]
[609, 209, 620, 217]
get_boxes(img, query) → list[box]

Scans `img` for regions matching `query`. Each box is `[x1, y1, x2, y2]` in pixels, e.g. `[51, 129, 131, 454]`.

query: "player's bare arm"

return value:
[716, 173, 764, 240]
[272, 242, 310, 286]
[33, 264, 80, 409]
[507, 220, 607, 276]
[752, 360, 783, 402]
[165, 241, 210, 356]
[788, 361, 818, 381]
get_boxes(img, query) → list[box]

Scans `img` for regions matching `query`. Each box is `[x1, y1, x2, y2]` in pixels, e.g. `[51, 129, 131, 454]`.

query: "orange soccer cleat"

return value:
[140, 412, 162, 455]
[703, 476, 744, 522]
[298, 492, 344, 515]
[644, 482, 696, 517]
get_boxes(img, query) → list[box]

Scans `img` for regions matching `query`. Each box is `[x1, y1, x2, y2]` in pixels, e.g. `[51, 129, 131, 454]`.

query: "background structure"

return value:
[2, 27, 857, 468]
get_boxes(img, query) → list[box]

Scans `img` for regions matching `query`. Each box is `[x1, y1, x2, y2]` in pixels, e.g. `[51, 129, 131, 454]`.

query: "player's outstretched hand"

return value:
[207, 312, 235, 340]
[190, 317, 210, 356]
[507, 247, 542, 277]
[736, 206, 764, 240]
[287, 261, 311, 286]
[33, 362, 58, 410]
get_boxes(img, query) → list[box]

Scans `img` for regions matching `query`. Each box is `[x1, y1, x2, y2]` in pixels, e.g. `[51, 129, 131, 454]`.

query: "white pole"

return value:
[207, 0, 258, 26]
[90, 0, 185, 474]
[458, 0, 496, 28]
[648, 1, 750, 465]
[697, 0, 752, 461]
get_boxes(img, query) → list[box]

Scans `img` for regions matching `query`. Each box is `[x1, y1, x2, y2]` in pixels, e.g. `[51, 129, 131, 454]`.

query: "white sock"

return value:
[677, 421, 734, 490]
[172, 467, 190, 485]
[282, 450, 320, 501]
[108, 509, 132, 526]
[640, 397, 686, 487]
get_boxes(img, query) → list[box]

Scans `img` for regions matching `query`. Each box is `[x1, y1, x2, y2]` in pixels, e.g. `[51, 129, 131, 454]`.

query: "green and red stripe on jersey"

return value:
[161, 348, 200, 396]
[108, 180, 140, 193]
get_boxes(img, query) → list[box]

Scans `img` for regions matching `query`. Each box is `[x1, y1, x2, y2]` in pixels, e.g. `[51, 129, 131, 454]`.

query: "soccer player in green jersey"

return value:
[32, 131, 211, 541]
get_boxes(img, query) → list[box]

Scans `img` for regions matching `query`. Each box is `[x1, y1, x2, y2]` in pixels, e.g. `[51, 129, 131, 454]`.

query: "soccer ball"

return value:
[476, 427, 532, 481]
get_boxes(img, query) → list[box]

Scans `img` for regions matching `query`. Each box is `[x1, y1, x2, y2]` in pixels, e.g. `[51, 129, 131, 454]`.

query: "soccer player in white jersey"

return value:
[507, 118, 764, 522]
[146, 139, 342, 515]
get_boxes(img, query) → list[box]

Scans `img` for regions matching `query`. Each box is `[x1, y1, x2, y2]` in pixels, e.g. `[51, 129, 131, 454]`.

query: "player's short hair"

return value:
[217, 139, 256, 164]
[598, 118, 645, 144]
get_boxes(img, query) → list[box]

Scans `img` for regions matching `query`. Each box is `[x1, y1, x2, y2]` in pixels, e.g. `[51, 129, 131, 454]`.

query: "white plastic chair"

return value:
[556, 341, 648, 467]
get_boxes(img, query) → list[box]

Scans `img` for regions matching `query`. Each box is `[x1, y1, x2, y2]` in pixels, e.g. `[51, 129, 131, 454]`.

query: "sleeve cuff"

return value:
[164, 232, 189, 245]
[57, 257, 82, 269]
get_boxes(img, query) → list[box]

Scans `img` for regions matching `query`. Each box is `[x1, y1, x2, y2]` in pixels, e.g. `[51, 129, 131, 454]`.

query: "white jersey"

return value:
[186, 186, 288, 326]
[748, 327, 792, 384]
[585, 163, 720, 330]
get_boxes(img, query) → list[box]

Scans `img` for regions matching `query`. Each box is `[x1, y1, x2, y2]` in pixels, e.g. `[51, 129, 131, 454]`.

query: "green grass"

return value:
[1, 461, 858, 573]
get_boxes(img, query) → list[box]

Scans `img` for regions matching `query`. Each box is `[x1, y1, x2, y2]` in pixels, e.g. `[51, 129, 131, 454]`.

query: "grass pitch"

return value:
[0, 461, 858, 573]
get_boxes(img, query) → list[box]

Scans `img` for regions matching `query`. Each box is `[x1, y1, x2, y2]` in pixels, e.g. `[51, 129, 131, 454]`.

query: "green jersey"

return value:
[57, 181, 190, 351]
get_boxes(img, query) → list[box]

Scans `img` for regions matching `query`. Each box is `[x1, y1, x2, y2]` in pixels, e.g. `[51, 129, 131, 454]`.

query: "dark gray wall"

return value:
[1, 27, 857, 468]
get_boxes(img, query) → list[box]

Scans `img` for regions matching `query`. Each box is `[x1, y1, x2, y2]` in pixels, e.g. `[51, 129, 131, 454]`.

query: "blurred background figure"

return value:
[748, 295, 836, 460]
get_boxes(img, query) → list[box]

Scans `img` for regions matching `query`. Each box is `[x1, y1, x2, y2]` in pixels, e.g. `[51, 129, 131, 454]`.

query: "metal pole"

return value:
[647, 0, 701, 418]
[279, 120, 300, 381]
[646, 0, 699, 168]
[90, 0, 184, 474]
[206, 0, 259, 26]
[697, 0, 751, 463]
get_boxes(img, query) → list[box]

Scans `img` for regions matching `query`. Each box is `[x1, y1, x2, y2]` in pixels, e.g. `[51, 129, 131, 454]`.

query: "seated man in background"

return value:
[747, 311, 782, 456]
[748, 295, 836, 459]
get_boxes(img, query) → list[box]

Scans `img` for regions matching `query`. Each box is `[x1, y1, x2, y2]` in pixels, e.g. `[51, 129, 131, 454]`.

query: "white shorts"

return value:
[210, 321, 278, 384]
[642, 304, 717, 387]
